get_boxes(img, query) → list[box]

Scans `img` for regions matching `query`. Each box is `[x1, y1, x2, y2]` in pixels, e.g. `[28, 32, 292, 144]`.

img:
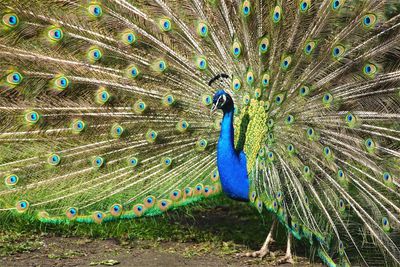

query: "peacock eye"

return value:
[231, 40, 242, 58]
[218, 95, 227, 107]
[7, 71, 23, 85]
[159, 18, 172, 32]
[331, 0, 343, 10]
[48, 27, 64, 42]
[362, 14, 377, 29]
[197, 22, 208, 37]
[2, 13, 19, 28]
[88, 4, 103, 18]
[272, 6, 282, 23]
[241, 1, 251, 17]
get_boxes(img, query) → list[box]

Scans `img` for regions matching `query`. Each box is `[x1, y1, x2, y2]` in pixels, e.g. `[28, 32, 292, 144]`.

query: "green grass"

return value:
[0, 196, 281, 257]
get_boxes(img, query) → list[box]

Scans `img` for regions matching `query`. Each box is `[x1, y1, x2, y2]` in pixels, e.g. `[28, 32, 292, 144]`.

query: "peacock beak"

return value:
[210, 103, 217, 115]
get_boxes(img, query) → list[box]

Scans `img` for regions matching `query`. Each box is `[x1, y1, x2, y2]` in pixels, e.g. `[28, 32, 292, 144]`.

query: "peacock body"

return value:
[0, 0, 400, 266]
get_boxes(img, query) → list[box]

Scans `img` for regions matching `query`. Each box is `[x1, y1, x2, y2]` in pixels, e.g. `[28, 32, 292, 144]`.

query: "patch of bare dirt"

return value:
[0, 236, 317, 267]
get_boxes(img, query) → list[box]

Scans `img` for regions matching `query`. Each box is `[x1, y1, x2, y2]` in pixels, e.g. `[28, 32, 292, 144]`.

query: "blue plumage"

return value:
[212, 90, 249, 201]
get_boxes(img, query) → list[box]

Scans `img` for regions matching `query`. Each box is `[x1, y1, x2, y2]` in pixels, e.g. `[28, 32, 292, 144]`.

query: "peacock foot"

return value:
[274, 232, 294, 265]
[236, 220, 277, 259]
[275, 253, 294, 265]
[239, 241, 274, 258]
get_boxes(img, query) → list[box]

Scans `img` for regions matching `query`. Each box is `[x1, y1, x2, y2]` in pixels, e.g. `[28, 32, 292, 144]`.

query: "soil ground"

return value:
[0, 198, 322, 267]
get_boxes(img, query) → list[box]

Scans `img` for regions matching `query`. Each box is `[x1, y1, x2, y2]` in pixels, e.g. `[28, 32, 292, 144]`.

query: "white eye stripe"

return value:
[217, 94, 226, 106]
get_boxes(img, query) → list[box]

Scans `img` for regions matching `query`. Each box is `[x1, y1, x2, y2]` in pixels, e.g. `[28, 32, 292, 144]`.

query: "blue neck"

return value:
[217, 108, 249, 202]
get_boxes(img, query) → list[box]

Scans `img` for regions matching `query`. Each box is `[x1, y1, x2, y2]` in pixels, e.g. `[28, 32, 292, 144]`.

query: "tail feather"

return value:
[0, 0, 399, 266]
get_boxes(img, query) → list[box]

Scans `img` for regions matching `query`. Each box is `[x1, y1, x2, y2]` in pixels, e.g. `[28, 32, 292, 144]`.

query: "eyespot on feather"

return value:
[196, 21, 209, 38]
[231, 40, 242, 58]
[66, 207, 78, 220]
[71, 119, 86, 134]
[92, 156, 105, 168]
[110, 204, 123, 216]
[272, 6, 282, 23]
[93, 211, 105, 224]
[194, 183, 203, 195]
[332, 45, 345, 60]
[161, 157, 173, 169]
[345, 112, 357, 128]
[159, 18, 172, 32]
[362, 13, 377, 29]
[111, 124, 124, 138]
[6, 71, 23, 86]
[2, 13, 19, 28]
[88, 4, 103, 18]
[134, 99, 147, 114]
[16, 200, 29, 213]
[362, 63, 377, 78]
[364, 138, 376, 153]
[202, 94, 212, 106]
[121, 30, 137, 45]
[382, 217, 391, 232]
[331, 0, 344, 10]
[231, 77, 242, 92]
[163, 94, 176, 107]
[154, 59, 167, 73]
[243, 94, 250, 105]
[24, 110, 40, 125]
[299, 85, 310, 97]
[5, 174, 19, 186]
[52, 75, 69, 91]
[48, 154, 61, 166]
[280, 55, 292, 70]
[241, 1, 251, 17]
[211, 170, 219, 182]
[287, 144, 295, 155]
[126, 65, 140, 79]
[143, 196, 156, 208]
[133, 204, 145, 216]
[146, 129, 158, 143]
[274, 93, 285, 105]
[158, 199, 172, 211]
[261, 72, 270, 88]
[285, 115, 295, 125]
[184, 187, 193, 198]
[95, 88, 111, 105]
[170, 189, 182, 201]
[246, 70, 255, 86]
[304, 40, 316, 55]
[322, 92, 333, 106]
[177, 119, 189, 133]
[196, 138, 208, 151]
[195, 56, 208, 70]
[127, 156, 139, 167]
[299, 0, 311, 12]
[47, 27, 64, 42]
[87, 47, 103, 63]
[203, 185, 213, 197]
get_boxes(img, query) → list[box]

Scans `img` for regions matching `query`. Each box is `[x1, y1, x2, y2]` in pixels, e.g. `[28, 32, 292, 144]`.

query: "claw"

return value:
[275, 232, 294, 265]
[236, 247, 271, 259]
[236, 220, 277, 259]
[276, 254, 295, 265]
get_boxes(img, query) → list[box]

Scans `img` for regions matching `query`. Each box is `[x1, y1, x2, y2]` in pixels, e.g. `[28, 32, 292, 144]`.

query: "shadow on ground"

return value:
[0, 196, 321, 266]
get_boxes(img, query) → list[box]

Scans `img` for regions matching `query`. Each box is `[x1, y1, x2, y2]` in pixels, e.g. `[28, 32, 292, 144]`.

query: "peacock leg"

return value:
[239, 219, 277, 258]
[276, 232, 294, 264]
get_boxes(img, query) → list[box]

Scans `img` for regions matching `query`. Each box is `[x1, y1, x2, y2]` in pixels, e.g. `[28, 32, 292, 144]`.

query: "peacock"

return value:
[0, 0, 399, 265]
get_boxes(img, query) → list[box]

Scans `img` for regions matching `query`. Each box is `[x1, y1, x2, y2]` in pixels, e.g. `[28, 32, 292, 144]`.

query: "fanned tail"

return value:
[234, 0, 400, 266]
[0, 0, 226, 223]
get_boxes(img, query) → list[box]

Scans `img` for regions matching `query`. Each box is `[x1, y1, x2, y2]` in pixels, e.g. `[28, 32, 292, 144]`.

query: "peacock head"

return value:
[211, 90, 234, 114]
